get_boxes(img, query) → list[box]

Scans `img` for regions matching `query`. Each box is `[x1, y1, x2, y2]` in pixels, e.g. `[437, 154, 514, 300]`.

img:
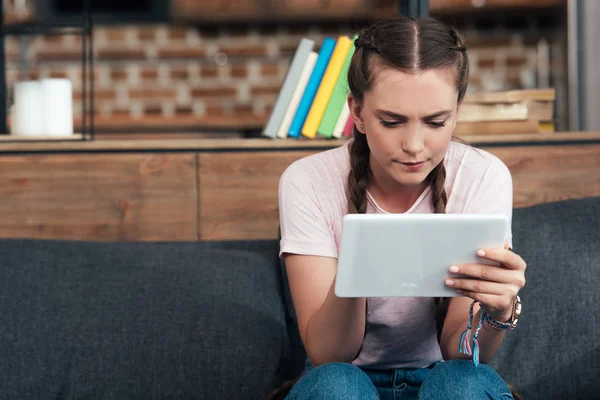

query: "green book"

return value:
[317, 34, 358, 138]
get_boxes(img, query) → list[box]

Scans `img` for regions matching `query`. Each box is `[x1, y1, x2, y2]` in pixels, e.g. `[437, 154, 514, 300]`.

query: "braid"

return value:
[430, 162, 448, 213]
[347, 127, 370, 214]
[449, 27, 470, 103]
[430, 162, 450, 341]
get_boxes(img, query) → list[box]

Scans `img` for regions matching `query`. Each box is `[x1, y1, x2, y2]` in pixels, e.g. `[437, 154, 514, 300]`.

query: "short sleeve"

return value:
[462, 156, 514, 249]
[278, 161, 338, 259]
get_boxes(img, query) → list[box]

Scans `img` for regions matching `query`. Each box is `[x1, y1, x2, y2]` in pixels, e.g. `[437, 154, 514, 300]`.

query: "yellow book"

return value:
[301, 36, 353, 139]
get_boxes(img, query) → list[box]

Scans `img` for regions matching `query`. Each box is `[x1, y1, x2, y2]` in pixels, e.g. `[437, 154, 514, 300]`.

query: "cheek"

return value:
[426, 127, 453, 154]
[365, 125, 394, 153]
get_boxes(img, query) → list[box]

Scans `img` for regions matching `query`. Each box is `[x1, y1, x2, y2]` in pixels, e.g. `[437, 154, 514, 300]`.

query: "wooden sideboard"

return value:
[0, 133, 599, 242]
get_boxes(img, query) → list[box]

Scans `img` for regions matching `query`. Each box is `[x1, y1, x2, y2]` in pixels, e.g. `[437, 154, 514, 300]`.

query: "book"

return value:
[332, 101, 351, 139]
[455, 119, 555, 135]
[343, 113, 354, 137]
[459, 100, 554, 122]
[526, 100, 554, 121]
[261, 38, 315, 139]
[276, 51, 318, 139]
[317, 34, 358, 138]
[289, 37, 337, 138]
[463, 88, 555, 104]
[301, 36, 353, 139]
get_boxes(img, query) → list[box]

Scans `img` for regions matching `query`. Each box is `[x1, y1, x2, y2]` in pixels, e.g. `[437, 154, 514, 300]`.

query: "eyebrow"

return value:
[376, 109, 453, 120]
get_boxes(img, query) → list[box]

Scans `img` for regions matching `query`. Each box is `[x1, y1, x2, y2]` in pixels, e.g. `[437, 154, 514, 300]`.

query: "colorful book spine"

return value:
[288, 37, 336, 139]
[261, 38, 315, 139]
[343, 114, 354, 137]
[276, 51, 318, 139]
[318, 34, 358, 138]
[301, 36, 353, 139]
[332, 101, 351, 139]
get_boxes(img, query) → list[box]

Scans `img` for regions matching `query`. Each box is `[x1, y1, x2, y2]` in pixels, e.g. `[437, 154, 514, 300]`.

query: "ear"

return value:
[348, 95, 365, 134]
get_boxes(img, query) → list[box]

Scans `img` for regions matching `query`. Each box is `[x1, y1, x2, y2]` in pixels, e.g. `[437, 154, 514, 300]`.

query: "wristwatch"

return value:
[506, 295, 522, 328]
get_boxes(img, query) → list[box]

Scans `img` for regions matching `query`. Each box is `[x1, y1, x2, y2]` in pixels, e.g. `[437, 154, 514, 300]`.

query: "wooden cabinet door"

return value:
[0, 153, 197, 241]
[198, 151, 317, 240]
[483, 144, 600, 209]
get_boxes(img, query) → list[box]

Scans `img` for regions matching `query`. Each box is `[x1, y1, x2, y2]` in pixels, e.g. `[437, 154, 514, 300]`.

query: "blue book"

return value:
[261, 38, 315, 139]
[288, 37, 336, 138]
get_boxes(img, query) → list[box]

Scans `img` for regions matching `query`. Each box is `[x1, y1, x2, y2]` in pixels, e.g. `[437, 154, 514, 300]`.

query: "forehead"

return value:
[364, 66, 458, 114]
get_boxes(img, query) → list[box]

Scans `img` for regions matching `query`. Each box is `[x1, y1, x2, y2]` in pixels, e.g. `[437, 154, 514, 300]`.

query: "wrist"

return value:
[487, 308, 513, 323]
[483, 296, 522, 331]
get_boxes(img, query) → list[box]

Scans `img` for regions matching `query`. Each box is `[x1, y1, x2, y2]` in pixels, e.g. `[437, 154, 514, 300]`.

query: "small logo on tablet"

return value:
[401, 282, 418, 288]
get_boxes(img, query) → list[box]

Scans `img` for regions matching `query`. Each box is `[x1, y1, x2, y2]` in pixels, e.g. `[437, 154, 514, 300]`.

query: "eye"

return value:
[380, 120, 402, 128]
[427, 120, 447, 128]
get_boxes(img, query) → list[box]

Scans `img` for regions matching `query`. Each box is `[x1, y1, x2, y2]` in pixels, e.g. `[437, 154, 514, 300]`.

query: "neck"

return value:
[367, 157, 428, 213]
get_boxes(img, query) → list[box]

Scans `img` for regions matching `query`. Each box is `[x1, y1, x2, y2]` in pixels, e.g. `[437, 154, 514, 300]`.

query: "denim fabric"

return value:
[286, 360, 513, 400]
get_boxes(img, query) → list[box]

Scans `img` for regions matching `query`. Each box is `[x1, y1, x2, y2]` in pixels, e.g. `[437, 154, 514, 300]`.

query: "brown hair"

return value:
[346, 15, 468, 338]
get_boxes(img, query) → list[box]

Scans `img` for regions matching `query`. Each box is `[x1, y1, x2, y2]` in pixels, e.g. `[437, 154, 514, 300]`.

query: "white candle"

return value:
[40, 78, 74, 137]
[11, 80, 44, 136]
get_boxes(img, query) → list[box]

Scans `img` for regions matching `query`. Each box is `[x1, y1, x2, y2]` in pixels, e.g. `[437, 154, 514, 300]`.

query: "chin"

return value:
[390, 171, 428, 188]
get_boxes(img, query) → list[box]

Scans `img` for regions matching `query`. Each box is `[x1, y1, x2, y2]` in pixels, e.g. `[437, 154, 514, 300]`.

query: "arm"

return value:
[285, 254, 366, 366]
[440, 243, 526, 363]
[440, 295, 509, 363]
[440, 156, 525, 363]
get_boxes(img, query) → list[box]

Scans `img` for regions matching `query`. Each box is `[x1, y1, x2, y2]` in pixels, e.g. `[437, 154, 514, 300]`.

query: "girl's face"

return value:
[349, 66, 461, 193]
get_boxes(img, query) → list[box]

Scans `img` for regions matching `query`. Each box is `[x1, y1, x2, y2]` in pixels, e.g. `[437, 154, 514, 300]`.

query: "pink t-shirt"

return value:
[278, 139, 513, 369]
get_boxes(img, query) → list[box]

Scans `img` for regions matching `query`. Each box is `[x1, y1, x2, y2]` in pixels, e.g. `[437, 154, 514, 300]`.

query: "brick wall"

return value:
[3, 11, 565, 132]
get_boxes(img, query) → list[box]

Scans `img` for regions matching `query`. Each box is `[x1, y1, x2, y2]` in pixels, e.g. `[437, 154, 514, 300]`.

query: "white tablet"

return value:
[334, 214, 508, 298]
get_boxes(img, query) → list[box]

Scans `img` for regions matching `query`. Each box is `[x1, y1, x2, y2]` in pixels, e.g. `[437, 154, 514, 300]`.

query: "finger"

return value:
[477, 248, 527, 271]
[450, 263, 515, 284]
[504, 241, 510, 250]
[445, 277, 512, 296]
[455, 292, 509, 312]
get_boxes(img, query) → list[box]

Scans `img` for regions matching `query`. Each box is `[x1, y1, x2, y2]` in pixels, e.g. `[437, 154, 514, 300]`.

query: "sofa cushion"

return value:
[490, 197, 600, 400]
[0, 240, 288, 400]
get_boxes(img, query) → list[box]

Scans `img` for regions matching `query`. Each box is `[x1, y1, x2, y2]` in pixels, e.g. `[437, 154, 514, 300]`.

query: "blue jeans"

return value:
[285, 360, 514, 400]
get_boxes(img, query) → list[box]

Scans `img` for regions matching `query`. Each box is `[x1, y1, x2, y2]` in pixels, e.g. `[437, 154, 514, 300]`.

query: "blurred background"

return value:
[2, 0, 597, 138]
[0, 0, 597, 244]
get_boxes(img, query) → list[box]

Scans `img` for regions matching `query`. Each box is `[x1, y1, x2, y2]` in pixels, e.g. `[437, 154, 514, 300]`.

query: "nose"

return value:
[401, 126, 425, 156]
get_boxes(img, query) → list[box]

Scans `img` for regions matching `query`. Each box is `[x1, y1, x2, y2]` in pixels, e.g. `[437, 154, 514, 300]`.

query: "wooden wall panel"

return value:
[199, 144, 600, 240]
[0, 142, 597, 242]
[484, 144, 600, 209]
[0, 153, 197, 241]
[198, 151, 318, 240]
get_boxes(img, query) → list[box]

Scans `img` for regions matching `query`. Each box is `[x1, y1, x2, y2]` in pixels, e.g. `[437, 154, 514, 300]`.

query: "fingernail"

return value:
[445, 279, 455, 286]
[449, 265, 459, 273]
[477, 249, 486, 257]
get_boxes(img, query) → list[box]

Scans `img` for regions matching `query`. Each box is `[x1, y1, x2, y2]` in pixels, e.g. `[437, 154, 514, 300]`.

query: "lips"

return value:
[397, 160, 426, 171]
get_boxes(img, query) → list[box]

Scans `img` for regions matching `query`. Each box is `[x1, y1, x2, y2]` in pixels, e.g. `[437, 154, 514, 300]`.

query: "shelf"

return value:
[0, 132, 598, 154]
[0, 134, 84, 143]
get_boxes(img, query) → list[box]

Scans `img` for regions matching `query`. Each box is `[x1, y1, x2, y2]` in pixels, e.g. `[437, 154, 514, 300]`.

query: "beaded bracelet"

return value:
[482, 311, 516, 331]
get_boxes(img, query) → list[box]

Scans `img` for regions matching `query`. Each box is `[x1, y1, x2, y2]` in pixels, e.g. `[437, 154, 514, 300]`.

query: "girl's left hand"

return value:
[445, 242, 527, 321]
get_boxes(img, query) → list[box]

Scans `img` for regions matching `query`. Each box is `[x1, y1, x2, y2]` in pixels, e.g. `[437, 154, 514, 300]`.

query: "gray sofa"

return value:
[0, 197, 598, 399]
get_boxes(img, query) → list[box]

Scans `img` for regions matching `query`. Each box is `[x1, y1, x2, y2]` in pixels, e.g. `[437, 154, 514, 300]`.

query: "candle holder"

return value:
[0, 0, 94, 142]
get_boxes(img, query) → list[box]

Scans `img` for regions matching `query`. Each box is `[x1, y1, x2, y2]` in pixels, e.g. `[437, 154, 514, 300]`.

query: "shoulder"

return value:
[446, 141, 511, 183]
[279, 140, 351, 191]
